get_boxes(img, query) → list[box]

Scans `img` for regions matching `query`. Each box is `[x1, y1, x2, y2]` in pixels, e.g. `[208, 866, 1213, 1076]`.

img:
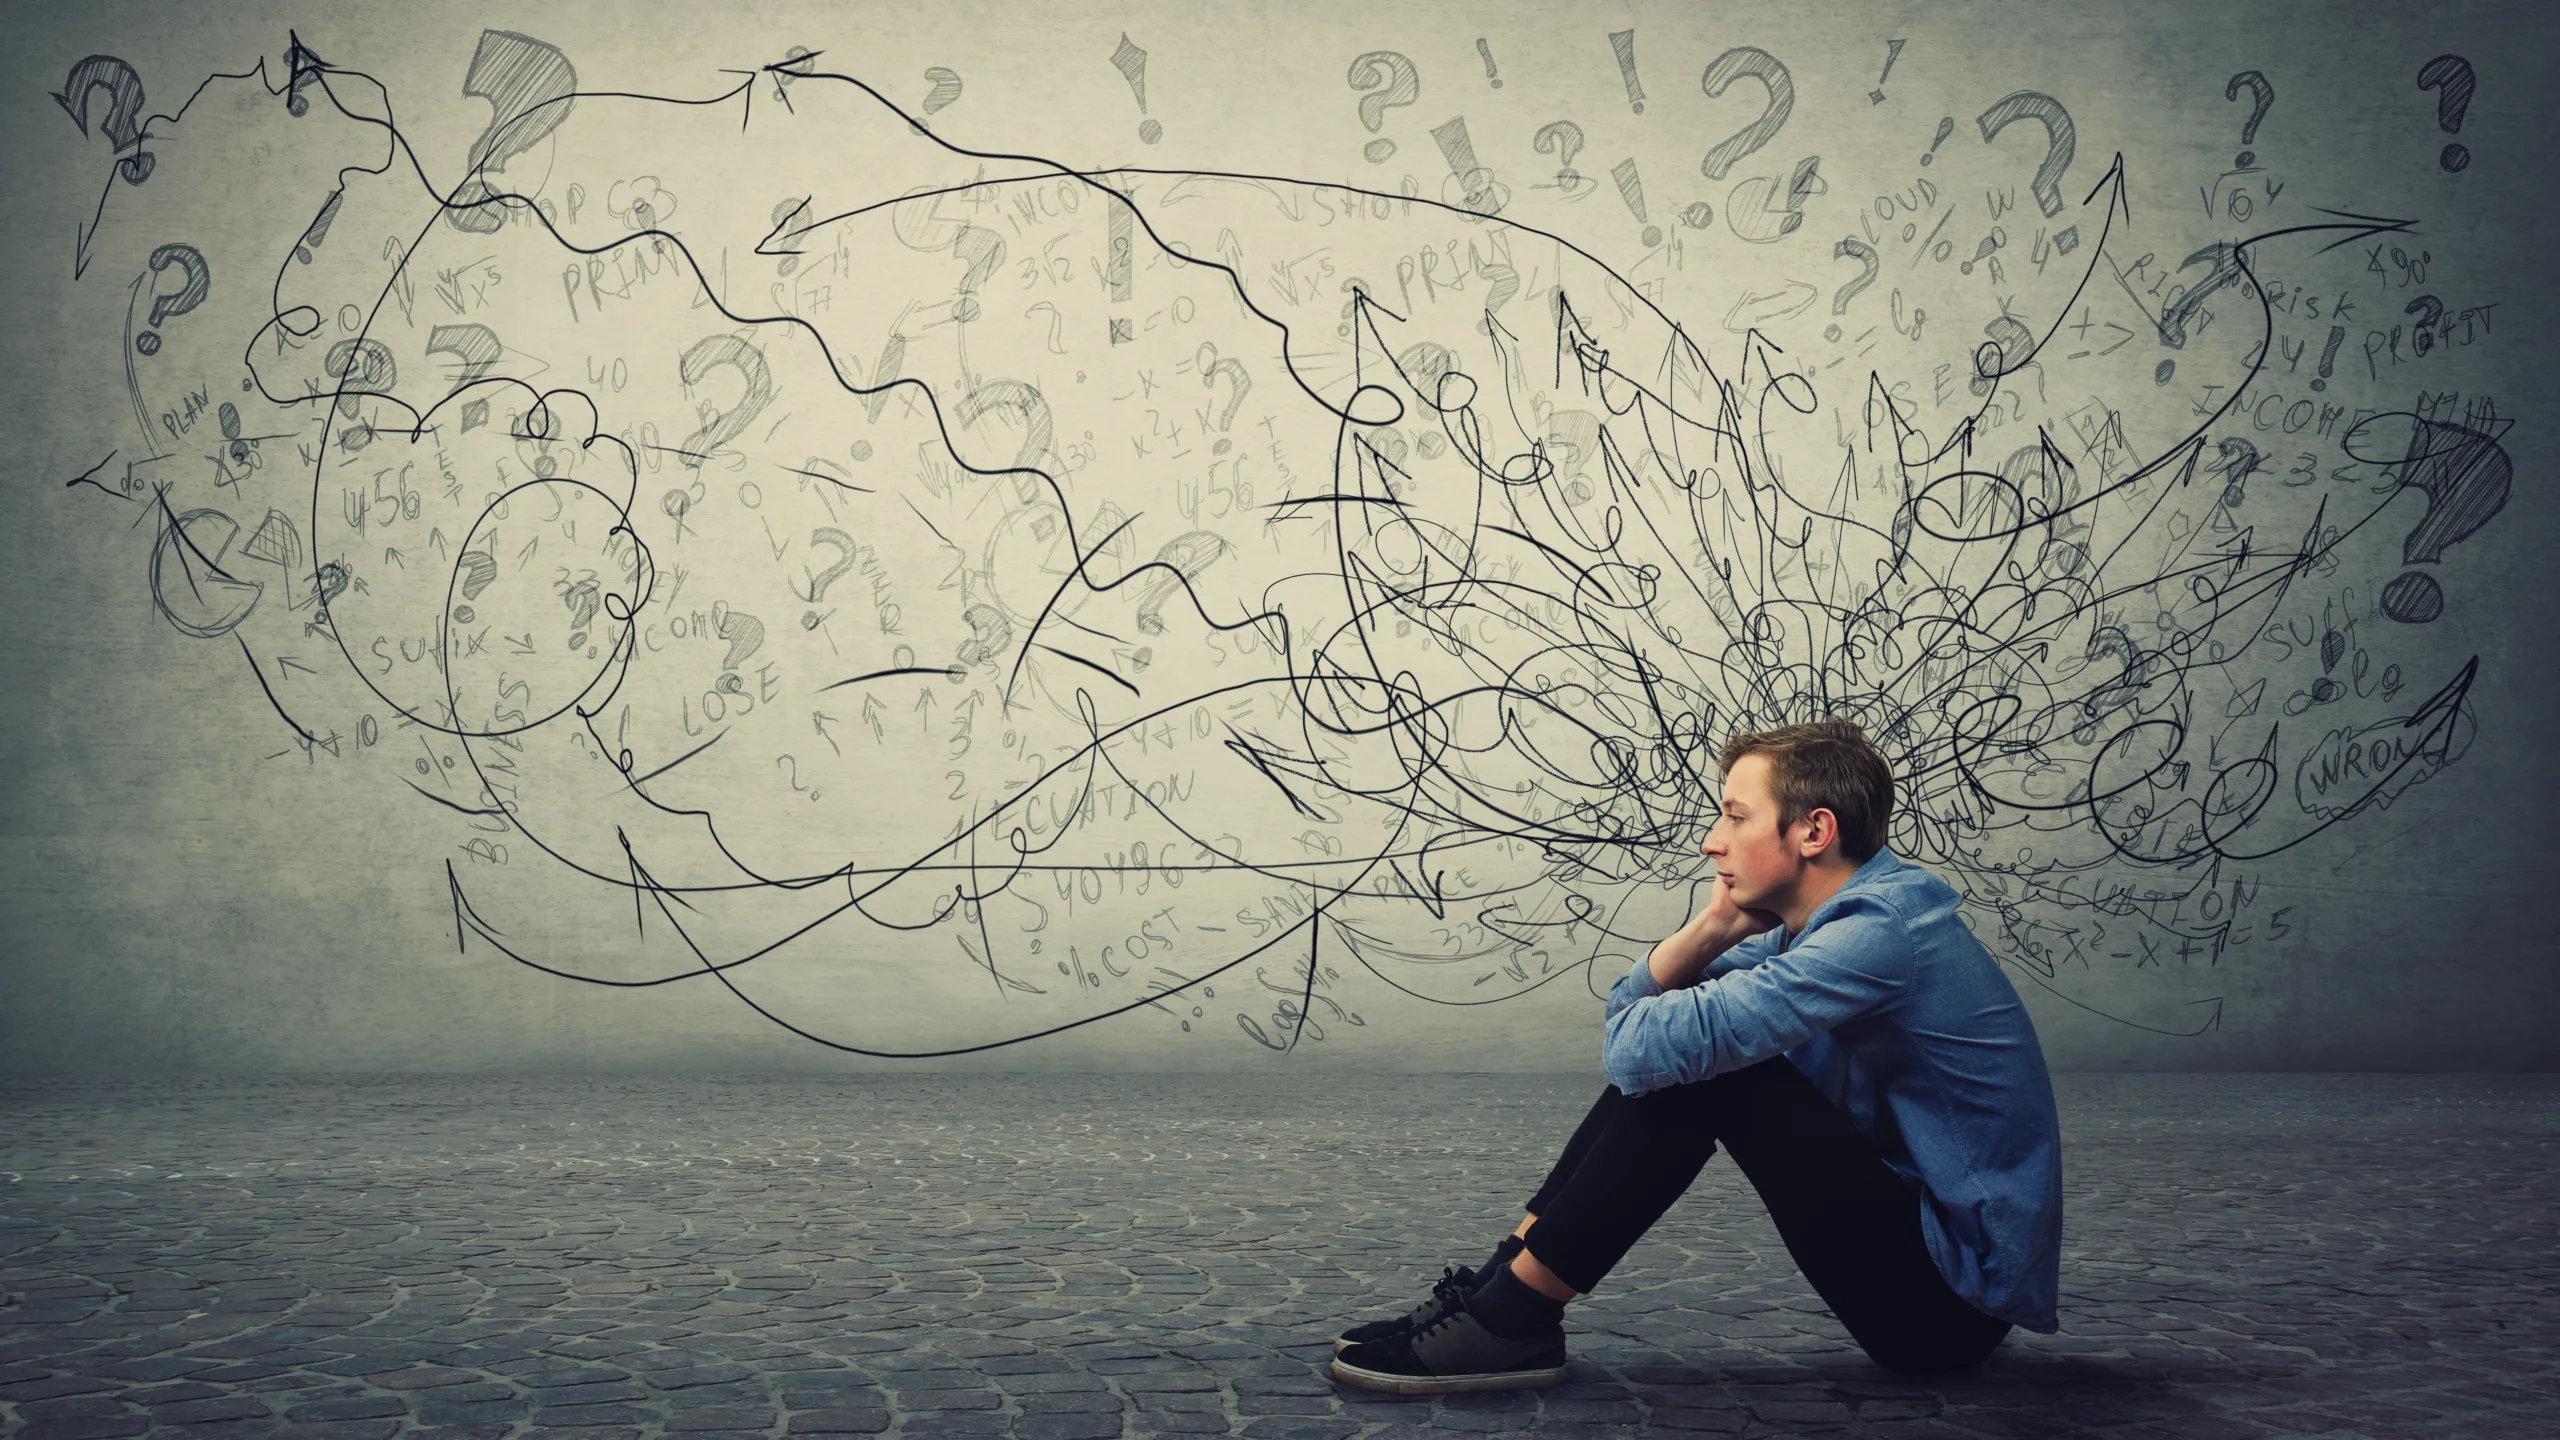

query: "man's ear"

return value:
[1797, 807, 1840, 858]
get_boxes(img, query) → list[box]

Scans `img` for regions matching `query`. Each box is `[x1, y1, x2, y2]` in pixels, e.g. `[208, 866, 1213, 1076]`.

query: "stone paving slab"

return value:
[1, 1073, 2554, 1438]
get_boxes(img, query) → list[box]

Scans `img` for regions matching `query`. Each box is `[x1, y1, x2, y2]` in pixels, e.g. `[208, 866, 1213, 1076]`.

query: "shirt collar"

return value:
[1776, 847, 1902, 951]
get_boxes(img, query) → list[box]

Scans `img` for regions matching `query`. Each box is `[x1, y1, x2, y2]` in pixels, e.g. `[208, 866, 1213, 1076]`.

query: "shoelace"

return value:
[1399, 1266, 1470, 1335]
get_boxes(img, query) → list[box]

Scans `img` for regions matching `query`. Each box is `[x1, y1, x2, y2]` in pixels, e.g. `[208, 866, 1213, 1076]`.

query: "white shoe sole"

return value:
[1328, 1354, 1568, 1395]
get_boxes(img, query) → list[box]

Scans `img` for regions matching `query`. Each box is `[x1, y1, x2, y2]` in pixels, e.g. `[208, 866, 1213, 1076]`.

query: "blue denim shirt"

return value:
[1602, 848, 2063, 1333]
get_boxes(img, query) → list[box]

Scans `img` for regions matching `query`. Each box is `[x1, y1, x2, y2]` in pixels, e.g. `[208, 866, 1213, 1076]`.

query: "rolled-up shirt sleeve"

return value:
[1602, 896, 1911, 1095]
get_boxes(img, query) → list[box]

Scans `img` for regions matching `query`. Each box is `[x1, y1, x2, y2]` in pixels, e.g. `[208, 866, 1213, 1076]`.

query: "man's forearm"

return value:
[1648, 911, 1738, 990]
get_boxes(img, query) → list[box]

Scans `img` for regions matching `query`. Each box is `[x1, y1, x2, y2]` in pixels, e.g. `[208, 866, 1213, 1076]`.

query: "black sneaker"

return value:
[1329, 1297, 1569, 1396]
[1332, 1262, 1476, 1355]
[1331, 1236, 1523, 1355]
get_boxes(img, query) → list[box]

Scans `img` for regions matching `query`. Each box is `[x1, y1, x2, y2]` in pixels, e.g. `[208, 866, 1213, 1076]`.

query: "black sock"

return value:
[1468, 1260, 1566, 1339]
[1475, 1232, 1526, 1281]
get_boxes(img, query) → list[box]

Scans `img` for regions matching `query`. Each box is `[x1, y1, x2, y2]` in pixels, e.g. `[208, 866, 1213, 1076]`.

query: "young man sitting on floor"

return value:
[1330, 719, 2063, 1394]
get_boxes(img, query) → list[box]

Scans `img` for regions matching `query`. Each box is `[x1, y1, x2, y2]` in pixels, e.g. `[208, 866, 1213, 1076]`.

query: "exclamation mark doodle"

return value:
[1477, 39, 1501, 89]
[1870, 39, 1904, 105]
[2311, 325, 2345, 391]
[1921, 116, 1955, 165]
[1111, 34, 1160, 144]
[1611, 158, 1660, 247]
[295, 190, 342, 264]
[1106, 197, 1134, 345]
[1430, 117, 1503, 216]
[1608, 30, 1645, 114]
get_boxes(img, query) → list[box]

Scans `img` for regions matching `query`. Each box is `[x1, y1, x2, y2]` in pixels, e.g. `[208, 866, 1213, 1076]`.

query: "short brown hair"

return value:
[1716, 720, 1894, 862]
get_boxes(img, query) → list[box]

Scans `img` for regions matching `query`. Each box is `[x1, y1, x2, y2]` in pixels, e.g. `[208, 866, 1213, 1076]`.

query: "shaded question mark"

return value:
[2342, 410, 2511, 623]
[447, 31, 576, 234]
[1533, 120, 1586, 192]
[1698, 47, 1793, 182]
[1133, 531, 1232, 635]
[921, 66, 963, 115]
[889, 190, 1005, 323]
[1347, 51, 1420, 163]
[802, 528, 859, 605]
[451, 550, 497, 624]
[2224, 71, 2273, 168]
[1198, 344, 1250, 441]
[1976, 91, 2076, 218]
[425, 323, 501, 399]
[2416, 55, 2476, 172]
[957, 379, 1055, 475]
[53, 54, 153, 184]
[1825, 237, 1879, 341]
[677, 333, 774, 468]
[954, 603, 1012, 667]
[134, 243, 209, 356]
[715, 605, 764, 691]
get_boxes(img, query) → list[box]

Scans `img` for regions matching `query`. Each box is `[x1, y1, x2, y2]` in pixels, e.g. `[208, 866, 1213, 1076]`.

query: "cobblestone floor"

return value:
[2, 1074, 2554, 1439]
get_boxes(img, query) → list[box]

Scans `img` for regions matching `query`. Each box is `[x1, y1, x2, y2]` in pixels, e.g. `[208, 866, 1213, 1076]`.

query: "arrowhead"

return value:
[757, 197, 814, 256]
[2084, 151, 2132, 229]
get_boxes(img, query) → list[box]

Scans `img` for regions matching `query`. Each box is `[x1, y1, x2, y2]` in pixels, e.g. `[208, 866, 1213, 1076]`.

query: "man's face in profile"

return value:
[1703, 753, 1811, 918]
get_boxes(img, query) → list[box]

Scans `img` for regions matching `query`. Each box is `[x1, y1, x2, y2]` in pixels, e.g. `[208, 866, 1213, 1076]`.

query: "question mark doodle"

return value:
[954, 603, 1013, 667]
[561, 575, 600, 652]
[677, 333, 775, 469]
[2341, 410, 2513, 623]
[134, 243, 210, 356]
[2415, 55, 2476, 172]
[1133, 532, 1233, 635]
[2155, 241, 2248, 349]
[2224, 71, 2274, 168]
[1976, 90, 2076, 218]
[1197, 343, 1251, 450]
[890, 190, 1006, 324]
[956, 379, 1056, 474]
[447, 30, 577, 233]
[921, 66, 963, 116]
[802, 528, 859, 606]
[1347, 51, 1421, 164]
[53, 54, 153, 185]
[1698, 47, 1794, 183]
[452, 549, 497, 623]
[1968, 313, 2039, 397]
[1533, 120, 1587, 193]
[425, 323, 502, 398]
[1826, 237, 1880, 340]
[715, 605, 765, 690]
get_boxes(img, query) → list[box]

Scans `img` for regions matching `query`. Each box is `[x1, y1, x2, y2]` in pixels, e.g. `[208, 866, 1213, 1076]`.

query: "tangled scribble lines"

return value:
[64, 30, 2499, 1057]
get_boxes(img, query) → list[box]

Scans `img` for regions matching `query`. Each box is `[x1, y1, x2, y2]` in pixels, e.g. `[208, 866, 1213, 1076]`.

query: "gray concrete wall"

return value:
[5, 0, 2555, 1072]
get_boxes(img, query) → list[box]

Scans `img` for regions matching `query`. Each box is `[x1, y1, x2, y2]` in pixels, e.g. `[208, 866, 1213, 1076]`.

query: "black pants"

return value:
[1522, 1057, 2012, 1376]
